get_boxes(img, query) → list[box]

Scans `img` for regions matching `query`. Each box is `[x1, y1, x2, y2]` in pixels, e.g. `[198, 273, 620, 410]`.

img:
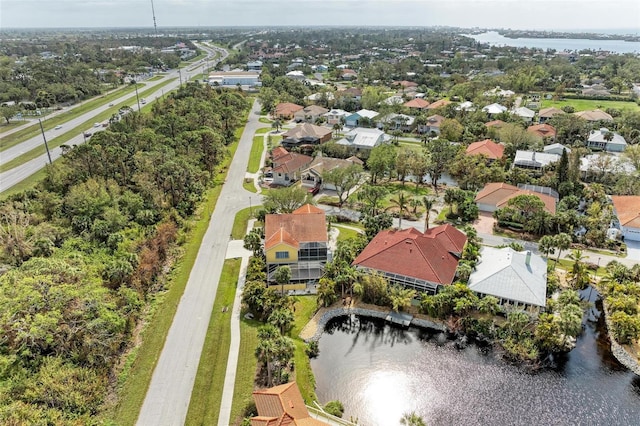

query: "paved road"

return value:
[0, 43, 225, 193]
[136, 100, 261, 426]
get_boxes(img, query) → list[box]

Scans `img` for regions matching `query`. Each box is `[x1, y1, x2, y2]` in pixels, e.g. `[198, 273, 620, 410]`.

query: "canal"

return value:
[310, 289, 640, 425]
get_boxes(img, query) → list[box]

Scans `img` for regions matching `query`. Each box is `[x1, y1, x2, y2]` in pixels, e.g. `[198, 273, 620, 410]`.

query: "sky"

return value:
[1, 0, 639, 32]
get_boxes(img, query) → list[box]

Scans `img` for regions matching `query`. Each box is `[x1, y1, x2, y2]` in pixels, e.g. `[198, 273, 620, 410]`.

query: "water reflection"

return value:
[311, 309, 640, 426]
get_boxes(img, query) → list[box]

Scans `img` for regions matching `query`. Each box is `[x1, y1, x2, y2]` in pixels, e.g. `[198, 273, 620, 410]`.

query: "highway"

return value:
[0, 42, 226, 193]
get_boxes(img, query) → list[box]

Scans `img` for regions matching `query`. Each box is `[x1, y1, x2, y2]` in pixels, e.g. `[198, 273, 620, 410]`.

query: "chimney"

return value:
[525, 250, 531, 266]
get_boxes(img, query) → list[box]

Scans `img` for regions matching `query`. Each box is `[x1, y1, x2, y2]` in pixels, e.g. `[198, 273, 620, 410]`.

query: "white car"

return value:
[93, 123, 101, 128]
[54, 125, 62, 130]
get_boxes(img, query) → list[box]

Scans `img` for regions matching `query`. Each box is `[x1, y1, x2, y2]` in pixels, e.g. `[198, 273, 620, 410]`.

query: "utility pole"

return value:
[178, 69, 182, 86]
[132, 80, 141, 111]
[150, 0, 158, 37]
[38, 119, 53, 165]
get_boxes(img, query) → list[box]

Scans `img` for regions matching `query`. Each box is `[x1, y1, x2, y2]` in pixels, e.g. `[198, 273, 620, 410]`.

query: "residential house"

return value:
[352, 224, 467, 294]
[482, 103, 508, 116]
[270, 147, 313, 186]
[294, 105, 330, 123]
[306, 92, 335, 104]
[338, 87, 363, 102]
[345, 109, 379, 127]
[574, 109, 614, 122]
[426, 99, 452, 110]
[587, 128, 627, 152]
[468, 247, 547, 313]
[543, 143, 570, 156]
[264, 205, 328, 285]
[274, 102, 304, 120]
[323, 109, 350, 125]
[527, 123, 557, 141]
[336, 127, 391, 151]
[465, 139, 505, 161]
[251, 382, 329, 426]
[301, 154, 364, 190]
[513, 150, 560, 173]
[455, 101, 475, 111]
[397, 80, 418, 89]
[377, 113, 415, 132]
[483, 86, 515, 97]
[512, 106, 536, 122]
[611, 196, 640, 241]
[580, 153, 636, 180]
[475, 182, 557, 214]
[341, 69, 358, 80]
[208, 71, 261, 88]
[538, 107, 564, 123]
[382, 95, 405, 106]
[286, 70, 306, 80]
[420, 114, 445, 135]
[314, 64, 329, 72]
[246, 60, 263, 71]
[403, 98, 430, 110]
[485, 119, 507, 129]
[281, 123, 333, 148]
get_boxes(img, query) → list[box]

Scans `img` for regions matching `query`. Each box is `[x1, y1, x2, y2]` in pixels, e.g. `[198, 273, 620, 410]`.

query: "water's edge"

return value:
[602, 301, 640, 376]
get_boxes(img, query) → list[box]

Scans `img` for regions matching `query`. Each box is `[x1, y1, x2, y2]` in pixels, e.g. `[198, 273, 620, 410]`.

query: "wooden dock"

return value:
[385, 311, 413, 327]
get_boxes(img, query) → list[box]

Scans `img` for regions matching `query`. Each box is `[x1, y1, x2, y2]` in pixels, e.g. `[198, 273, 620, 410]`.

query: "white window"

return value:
[275, 251, 289, 259]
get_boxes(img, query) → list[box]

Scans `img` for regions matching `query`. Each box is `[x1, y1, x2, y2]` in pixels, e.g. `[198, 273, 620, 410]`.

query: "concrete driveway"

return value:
[625, 240, 640, 261]
[473, 212, 496, 234]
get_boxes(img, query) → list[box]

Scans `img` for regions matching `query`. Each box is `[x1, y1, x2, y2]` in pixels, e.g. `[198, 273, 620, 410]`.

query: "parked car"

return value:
[93, 122, 101, 128]
[308, 185, 321, 195]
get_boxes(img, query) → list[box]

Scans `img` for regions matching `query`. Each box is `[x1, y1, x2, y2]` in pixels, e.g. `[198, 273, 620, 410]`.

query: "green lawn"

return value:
[0, 79, 176, 172]
[0, 121, 24, 134]
[243, 179, 258, 193]
[0, 83, 142, 152]
[231, 206, 258, 240]
[333, 224, 361, 241]
[147, 75, 164, 81]
[258, 117, 272, 124]
[248, 135, 265, 173]
[229, 318, 260, 424]
[107, 123, 244, 425]
[255, 127, 271, 134]
[185, 258, 241, 426]
[540, 98, 640, 112]
[290, 296, 319, 403]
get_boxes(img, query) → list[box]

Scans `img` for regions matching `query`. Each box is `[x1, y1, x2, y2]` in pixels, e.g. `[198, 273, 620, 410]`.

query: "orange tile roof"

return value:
[485, 119, 506, 128]
[271, 147, 312, 174]
[527, 123, 557, 138]
[252, 382, 329, 426]
[475, 182, 556, 214]
[404, 98, 430, 109]
[282, 123, 333, 140]
[426, 114, 445, 126]
[353, 224, 467, 286]
[611, 196, 640, 228]
[264, 209, 327, 250]
[426, 99, 452, 109]
[465, 139, 505, 159]
[275, 102, 304, 116]
[292, 204, 324, 215]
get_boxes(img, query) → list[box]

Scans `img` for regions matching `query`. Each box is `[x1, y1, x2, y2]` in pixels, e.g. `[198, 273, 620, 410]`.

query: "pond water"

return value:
[462, 31, 640, 54]
[311, 289, 640, 425]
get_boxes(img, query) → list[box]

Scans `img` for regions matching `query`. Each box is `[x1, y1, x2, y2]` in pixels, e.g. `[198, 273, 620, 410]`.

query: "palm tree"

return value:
[422, 197, 438, 230]
[567, 249, 591, 290]
[388, 285, 416, 312]
[274, 265, 292, 295]
[268, 307, 294, 334]
[271, 119, 282, 132]
[400, 411, 426, 426]
[389, 191, 409, 229]
[554, 233, 572, 264]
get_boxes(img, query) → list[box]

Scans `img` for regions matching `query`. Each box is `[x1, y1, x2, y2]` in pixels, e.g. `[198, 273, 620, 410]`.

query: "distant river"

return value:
[463, 31, 640, 54]
[310, 288, 640, 426]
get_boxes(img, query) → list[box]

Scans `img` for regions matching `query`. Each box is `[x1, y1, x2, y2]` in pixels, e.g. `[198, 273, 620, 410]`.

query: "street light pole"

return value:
[249, 197, 252, 217]
[38, 119, 53, 165]
[132, 80, 141, 111]
[178, 69, 182, 86]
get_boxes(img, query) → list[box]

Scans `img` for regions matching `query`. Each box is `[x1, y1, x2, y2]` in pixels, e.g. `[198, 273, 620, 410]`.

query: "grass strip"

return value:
[184, 257, 241, 425]
[0, 83, 142, 152]
[0, 122, 24, 134]
[291, 296, 319, 402]
[0, 79, 176, 172]
[147, 75, 164, 81]
[540, 98, 640, 112]
[229, 319, 260, 425]
[231, 206, 257, 240]
[247, 135, 265, 173]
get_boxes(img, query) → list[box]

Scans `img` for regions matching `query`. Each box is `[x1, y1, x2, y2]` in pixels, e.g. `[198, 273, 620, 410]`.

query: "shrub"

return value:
[324, 400, 345, 417]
